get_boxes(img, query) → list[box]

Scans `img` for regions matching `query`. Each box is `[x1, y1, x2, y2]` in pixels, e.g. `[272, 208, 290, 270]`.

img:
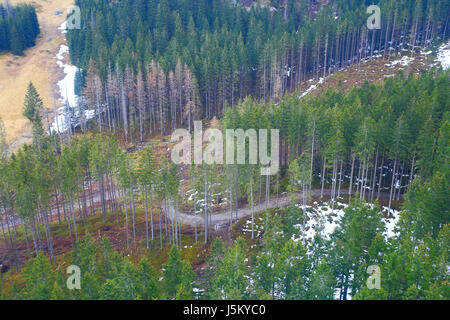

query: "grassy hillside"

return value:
[0, 0, 72, 152]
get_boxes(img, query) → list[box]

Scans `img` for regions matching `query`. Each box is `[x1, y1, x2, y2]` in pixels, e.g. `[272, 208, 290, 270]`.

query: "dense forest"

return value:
[0, 66, 448, 299]
[0, 2, 40, 55]
[67, 0, 449, 142]
[2, 194, 448, 300]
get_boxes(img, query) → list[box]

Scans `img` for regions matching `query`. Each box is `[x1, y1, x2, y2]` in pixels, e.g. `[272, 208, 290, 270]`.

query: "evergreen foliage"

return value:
[0, 3, 40, 55]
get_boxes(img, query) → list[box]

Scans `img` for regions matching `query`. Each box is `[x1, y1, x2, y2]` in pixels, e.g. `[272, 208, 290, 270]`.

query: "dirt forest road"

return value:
[1, 186, 393, 231]
[165, 188, 392, 229]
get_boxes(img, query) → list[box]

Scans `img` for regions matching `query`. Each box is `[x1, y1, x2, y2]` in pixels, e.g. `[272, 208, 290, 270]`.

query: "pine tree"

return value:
[163, 245, 194, 299]
[9, 24, 23, 55]
[210, 238, 250, 300]
[23, 253, 53, 300]
[23, 82, 44, 139]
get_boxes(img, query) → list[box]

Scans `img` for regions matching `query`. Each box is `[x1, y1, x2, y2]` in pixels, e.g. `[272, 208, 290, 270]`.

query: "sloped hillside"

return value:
[0, 0, 72, 152]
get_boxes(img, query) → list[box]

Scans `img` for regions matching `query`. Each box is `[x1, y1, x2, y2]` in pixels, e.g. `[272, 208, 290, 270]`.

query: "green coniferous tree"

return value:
[23, 82, 44, 139]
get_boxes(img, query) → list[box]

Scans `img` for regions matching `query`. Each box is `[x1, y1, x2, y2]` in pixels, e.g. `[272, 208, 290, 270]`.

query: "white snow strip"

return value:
[58, 20, 68, 34]
[56, 45, 69, 60]
[291, 201, 400, 245]
[436, 40, 450, 70]
[299, 77, 324, 98]
[50, 21, 95, 134]
[382, 207, 400, 238]
[386, 55, 414, 68]
[57, 63, 78, 107]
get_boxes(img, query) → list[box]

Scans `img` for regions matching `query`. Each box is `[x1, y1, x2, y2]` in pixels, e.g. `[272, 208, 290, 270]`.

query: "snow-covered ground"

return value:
[242, 200, 399, 300]
[50, 21, 79, 134]
[290, 200, 400, 243]
[58, 20, 68, 34]
[290, 201, 348, 243]
[56, 44, 78, 108]
[296, 40, 450, 103]
[385, 40, 450, 71]
[382, 206, 400, 238]
[436, 40, 450, 70]
[386, 55, 414, 68]
[50, 21, 96, 134]
[299, 77, 324, 98]
[241, 199, 400, 244]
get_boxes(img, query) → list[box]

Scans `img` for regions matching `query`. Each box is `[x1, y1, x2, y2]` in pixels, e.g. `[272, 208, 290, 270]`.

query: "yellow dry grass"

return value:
[0, 0, 73, 151]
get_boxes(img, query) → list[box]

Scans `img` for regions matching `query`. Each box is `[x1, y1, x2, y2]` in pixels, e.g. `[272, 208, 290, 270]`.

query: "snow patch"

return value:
[57, 61, 78, 108]
[386, 55, 414, 68]
[50, 21, 95, 134]
[299, 77, 324, 98]
[436, 40, 450, 70]
[382, 207, 400, 238]
[58, 20, 68, 34]
[291, 201, 400, 244]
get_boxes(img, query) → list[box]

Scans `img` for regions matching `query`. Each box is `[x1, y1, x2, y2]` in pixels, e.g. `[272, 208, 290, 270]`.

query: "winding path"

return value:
[1, 186, 392, 231]
[165, 189, 391, 229]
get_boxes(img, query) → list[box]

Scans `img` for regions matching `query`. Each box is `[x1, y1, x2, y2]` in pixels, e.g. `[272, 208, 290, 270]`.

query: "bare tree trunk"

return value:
[349, 154, 355, 197]
[310, 119, 315, 191]
[388, 155, 398, 213]
[130, 187, 137, 246]
[119, 74, 128, 144]
[265, 174, 270, 210]
[159, 207, 163, 249]
[337, 160, 343, 199]
[409, 153, 416, 186]
[70, 198, 78, 242]
[194, 195, 198, 243]
[204, 171, 208, 244]
[371, 150, 378, 202]
[29, 219, 39, 256]
[229, 183, 233, 228]
[363, 158, 370, 200]
[377, 156, 385, 200]
[397, 161, 405, 201]
[123, 193, 129, 249]
[323, 34, 328, 78]
[321, 156, 326, 198]
[250, 177, 254, 240]
[42, 208, 54, 263]
[175, 199, 179, 248]
[356, 160, 362, 196]
[331, 158, 337, 211]
[144, 186, 149, 249]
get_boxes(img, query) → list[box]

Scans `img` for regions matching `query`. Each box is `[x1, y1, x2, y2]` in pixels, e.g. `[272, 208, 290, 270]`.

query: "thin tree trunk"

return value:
[337, 160, 343, 199]
[349, 154, 355, 197]
[371, 150, 378, 202]
[130, 187, 136, 246]
[144, 186, 149, 249]
[377, 157, 385, 200]
[321, 156, 326, 198]
[250, 177, 254, 240]
[123, 193, 129, 249]
[388, 155, 398, 213]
